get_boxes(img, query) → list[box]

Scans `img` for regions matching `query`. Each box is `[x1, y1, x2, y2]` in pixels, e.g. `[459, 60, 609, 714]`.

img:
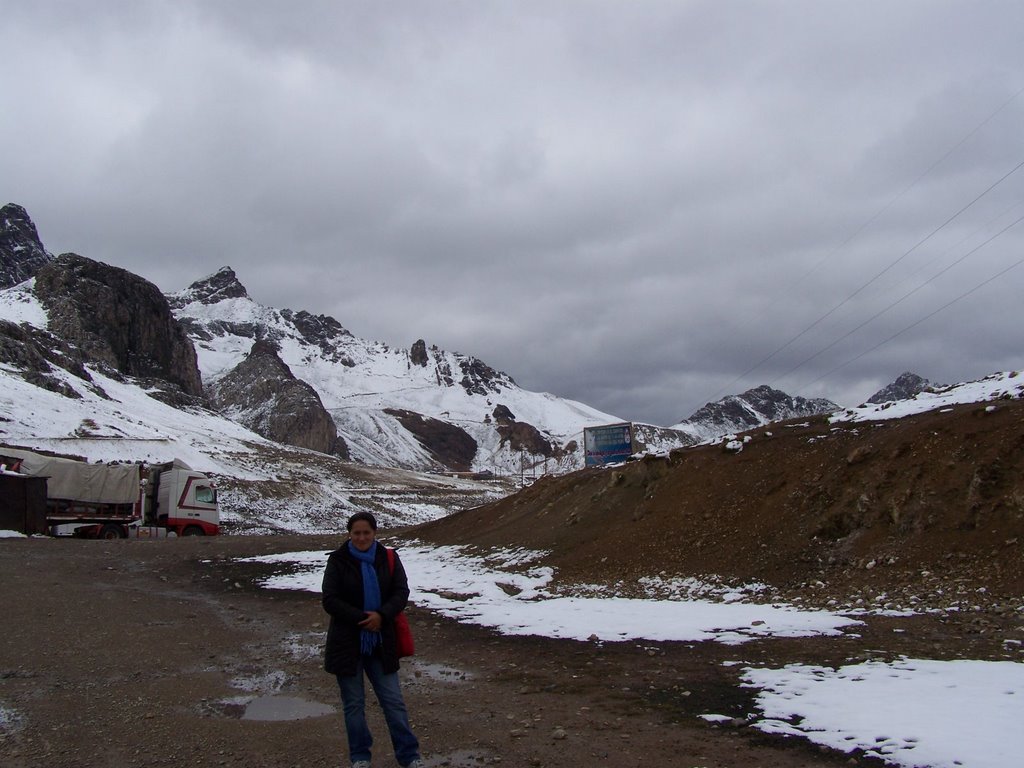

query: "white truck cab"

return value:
[153, 468, 219, 536]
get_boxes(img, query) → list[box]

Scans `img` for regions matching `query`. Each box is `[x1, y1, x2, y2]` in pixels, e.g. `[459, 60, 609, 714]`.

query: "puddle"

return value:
[242, 695, 335, 721]
[197, 695, 251, 719]
[407, 660, 473, 684]
[199, 693, 335, 722]
[198, 666, 334, 721]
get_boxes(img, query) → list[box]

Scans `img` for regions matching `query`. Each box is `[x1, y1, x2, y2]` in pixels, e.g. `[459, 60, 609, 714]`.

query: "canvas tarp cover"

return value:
[0, 448, 139, 504]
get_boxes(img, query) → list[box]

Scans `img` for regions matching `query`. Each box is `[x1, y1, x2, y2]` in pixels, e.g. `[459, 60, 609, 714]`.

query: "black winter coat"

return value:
[322, 542, 410, 676]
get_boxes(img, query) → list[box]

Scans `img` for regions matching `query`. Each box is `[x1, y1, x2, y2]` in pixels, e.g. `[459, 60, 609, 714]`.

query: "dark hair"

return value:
[346, 511, 378, 531]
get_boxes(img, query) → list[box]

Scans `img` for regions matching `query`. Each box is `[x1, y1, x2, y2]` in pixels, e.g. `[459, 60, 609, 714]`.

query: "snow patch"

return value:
[239, 544, 861, 645]
[742, 658, 1024, 768]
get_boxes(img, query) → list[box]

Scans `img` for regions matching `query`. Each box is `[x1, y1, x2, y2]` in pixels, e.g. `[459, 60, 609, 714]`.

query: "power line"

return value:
[773, 209, 1024, 384]
[683, 85, 1024, 414]
[796, 216, 1024, 391]
[773, 82, 1024, 299]
[688, 154, 1024, 413]
[758, 155, 1024, 375]
[888, 197, 1024, 292]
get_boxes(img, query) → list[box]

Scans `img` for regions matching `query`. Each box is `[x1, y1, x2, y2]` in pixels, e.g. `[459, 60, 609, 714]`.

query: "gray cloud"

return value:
[3, 1, 1024, 425]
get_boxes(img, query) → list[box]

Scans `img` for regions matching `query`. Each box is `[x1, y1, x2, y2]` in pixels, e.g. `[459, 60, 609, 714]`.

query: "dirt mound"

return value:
[412, 399, 1024, 606]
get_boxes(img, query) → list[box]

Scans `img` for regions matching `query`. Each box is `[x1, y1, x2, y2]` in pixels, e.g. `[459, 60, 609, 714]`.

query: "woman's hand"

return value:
[358, 611, 382, 632]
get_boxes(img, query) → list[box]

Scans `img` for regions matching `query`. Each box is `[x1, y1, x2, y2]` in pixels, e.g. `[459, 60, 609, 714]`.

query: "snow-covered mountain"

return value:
[0, 238, 514, 530]
[0, 255, 614, 530]
[0, 339, 506, 532]
[1, 203, 861, 475]
[5, 201, 1020, 486]
[0, 204, 665, 486]
[864, 371, 935, 405]
[170, 266, 624, 474]
[669, 384, 840, 443]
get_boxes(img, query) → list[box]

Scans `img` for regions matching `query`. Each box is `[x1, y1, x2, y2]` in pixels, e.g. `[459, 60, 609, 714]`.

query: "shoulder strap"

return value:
[386, 546, 395, 574]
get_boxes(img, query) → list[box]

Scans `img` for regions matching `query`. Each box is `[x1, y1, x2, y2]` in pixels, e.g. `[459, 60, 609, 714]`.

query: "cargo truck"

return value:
[0, 447, 219, 538]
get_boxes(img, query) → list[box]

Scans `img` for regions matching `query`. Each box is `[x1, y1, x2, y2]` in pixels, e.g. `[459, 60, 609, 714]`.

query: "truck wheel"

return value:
[182, 525, 205, 536]
[98, 524, 125, 539]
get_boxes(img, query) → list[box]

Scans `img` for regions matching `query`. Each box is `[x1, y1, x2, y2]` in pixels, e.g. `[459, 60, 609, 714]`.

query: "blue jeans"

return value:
[336, 654, 420, 766]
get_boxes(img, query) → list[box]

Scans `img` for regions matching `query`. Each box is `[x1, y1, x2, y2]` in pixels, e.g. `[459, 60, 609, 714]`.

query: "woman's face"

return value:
[349, 519, 376, 552]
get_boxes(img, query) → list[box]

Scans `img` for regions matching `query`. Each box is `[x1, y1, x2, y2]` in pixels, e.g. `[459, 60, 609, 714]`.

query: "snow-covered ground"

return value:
[0, 279, 46, 325]
[0, 370, 272, 477]
[240, 543, 1024, 768]
[246, 543, 861, 644]
[741, 659, 1024, 768]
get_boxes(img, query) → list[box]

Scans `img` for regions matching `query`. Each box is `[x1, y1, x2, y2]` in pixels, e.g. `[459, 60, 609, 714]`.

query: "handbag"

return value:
[386, 547, 415, 658]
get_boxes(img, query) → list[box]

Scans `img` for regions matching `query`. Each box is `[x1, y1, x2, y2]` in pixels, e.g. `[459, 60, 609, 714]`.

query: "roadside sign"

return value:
[584, 422, 635, 466]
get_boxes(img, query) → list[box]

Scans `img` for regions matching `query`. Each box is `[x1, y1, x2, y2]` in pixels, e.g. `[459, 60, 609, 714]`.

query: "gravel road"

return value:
[1, 534, 1017, 768]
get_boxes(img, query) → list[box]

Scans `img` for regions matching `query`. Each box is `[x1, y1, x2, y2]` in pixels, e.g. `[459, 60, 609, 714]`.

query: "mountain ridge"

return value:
[2, 202, 1023, 534]
[170, 265, 615, 473]
[0, 202, 998, 472]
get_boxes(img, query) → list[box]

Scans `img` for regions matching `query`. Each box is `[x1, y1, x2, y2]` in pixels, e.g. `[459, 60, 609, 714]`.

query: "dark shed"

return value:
[0, 473, 48, 535]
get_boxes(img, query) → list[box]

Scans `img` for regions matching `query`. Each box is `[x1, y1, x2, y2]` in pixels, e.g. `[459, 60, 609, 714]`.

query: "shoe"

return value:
[404, 761, 423, 768]
[352, 761, 371, 768]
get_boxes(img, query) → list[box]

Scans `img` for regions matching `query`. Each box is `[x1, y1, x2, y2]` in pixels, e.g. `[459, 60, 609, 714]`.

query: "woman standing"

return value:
[322, 511, 422, 768]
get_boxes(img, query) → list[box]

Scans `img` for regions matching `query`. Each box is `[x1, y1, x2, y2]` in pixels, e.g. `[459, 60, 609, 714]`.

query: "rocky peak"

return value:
[410, 339, 429, 367]
[248, 338, 285, 362]
[736, 384, 837, 420]
[458, 355, 511, 395]
[677, 384, 839, 439]
[492, 404, 516, 424]
[419, 340, 514, 395]
[279, 309, 352, 348]
[170, 266, 249, 308]
[33, 253, 204, 398]
[1, 203, 52, 289]
[866, 372, 934, 405]
[209, 339, 346, 457]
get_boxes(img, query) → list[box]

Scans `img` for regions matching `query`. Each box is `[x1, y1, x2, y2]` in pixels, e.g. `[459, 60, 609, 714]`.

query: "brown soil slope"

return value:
[413, 398, 1024, 606]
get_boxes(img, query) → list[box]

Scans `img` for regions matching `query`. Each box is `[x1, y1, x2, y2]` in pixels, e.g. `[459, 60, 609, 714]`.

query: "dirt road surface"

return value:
[1, 534, 1018, 768]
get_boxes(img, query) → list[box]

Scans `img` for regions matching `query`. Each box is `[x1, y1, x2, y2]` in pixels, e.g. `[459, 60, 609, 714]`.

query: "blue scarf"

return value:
[348, 540, 382, 656]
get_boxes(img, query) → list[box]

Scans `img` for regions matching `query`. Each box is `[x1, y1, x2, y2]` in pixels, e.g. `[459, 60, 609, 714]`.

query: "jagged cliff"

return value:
[209, 339, 347, 457]
[34, 253, 205, 402]
[1, 203, 51, 289]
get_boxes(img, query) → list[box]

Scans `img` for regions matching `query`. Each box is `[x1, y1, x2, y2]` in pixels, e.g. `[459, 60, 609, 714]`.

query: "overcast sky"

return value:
[3, 1, 1023, 426]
